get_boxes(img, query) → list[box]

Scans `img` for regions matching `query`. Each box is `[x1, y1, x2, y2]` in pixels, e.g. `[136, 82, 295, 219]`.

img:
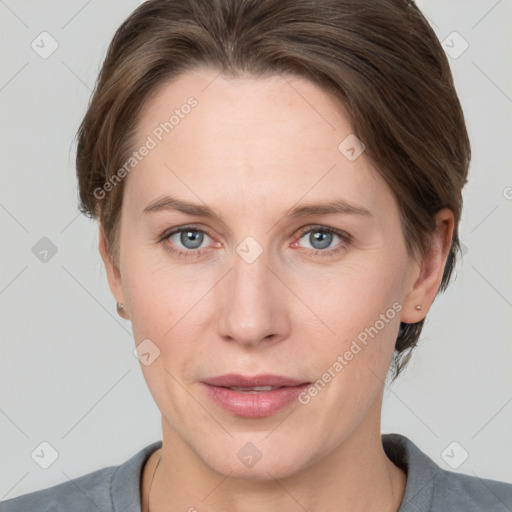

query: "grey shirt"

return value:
[1, 434, 511, 511]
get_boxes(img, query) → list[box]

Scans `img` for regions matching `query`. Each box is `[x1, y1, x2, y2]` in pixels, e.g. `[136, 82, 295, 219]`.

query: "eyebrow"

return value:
[142, 195, 372, 220]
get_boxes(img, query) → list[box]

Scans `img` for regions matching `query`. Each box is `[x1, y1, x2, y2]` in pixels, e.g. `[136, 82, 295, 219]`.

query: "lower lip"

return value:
[202, 383, 309, 418]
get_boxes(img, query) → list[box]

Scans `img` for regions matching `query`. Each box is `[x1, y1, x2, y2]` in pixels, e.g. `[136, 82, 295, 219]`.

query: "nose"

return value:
[216, 247, 291, 348]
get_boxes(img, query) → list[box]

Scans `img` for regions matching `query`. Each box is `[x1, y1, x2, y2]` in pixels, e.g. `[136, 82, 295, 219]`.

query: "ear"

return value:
[401, 208, 455, 323]
[98, 224, 126, 309]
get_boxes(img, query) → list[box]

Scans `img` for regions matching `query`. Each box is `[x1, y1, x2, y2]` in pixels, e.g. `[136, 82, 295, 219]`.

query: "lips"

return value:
[201, 374, 310, 417]
[223, 386, 280, 392]
[202, 373, 307, 388]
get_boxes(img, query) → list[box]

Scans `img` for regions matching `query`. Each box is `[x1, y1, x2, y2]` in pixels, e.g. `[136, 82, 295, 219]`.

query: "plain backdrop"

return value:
[1, 0, 511, 501]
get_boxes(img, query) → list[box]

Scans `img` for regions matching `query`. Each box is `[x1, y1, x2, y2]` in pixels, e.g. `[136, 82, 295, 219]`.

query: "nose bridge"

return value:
[216, 241, 288, 346]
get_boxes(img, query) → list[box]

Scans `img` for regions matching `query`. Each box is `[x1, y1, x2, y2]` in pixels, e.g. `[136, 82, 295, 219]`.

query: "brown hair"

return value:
[75, 0, 470, 378]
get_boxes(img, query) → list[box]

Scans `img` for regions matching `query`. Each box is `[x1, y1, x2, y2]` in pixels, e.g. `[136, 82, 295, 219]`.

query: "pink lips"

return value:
[201, 373, 310, 418]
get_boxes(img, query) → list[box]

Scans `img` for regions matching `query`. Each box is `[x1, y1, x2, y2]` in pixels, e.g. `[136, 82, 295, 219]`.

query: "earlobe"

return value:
[98, 224, 127, 314]
[116, 301, 130, 320]
[401, 209, 455, 324]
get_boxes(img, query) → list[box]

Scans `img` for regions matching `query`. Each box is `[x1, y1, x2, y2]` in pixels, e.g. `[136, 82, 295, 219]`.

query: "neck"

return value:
[142, 421, 406, 512]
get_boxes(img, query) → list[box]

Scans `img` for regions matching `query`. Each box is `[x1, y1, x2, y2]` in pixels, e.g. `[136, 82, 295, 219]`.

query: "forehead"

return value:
[126, 67, 389, 216]
[136, 67, 352, 155]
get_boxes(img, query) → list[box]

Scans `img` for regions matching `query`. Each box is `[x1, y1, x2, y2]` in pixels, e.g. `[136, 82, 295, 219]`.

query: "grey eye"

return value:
[169, 229, 209, 250]
[299, 230, 340, 251]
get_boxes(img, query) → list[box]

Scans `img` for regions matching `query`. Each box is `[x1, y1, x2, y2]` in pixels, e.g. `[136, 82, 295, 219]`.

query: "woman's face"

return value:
[103, 68, 429, 478]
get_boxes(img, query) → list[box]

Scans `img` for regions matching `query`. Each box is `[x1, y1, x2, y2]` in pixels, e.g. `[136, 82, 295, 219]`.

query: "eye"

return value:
[294, 226, 350, 256]
[160, 224, 351, 260]
[160, 225, 216, 258]
[169, 228, 209, 249]
[169, 228, 209, 250]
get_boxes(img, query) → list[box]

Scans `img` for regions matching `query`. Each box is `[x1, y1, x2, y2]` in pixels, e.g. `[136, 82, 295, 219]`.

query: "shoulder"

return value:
[0, 465, 117, 512]
[431, 466, 512, 511]
[382, 433, 512, 512]
[0, 441, 162, 512]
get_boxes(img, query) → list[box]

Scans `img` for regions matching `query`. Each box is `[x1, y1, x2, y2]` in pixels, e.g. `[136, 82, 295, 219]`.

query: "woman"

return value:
[2, 0, 510, 511]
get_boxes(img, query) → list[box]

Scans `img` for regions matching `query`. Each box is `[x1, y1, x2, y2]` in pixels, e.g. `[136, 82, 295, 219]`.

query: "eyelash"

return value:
[159, 224, 352, 260]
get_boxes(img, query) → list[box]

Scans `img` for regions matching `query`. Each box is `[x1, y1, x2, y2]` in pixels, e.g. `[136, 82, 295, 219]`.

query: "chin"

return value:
[191, 431, 319, 481]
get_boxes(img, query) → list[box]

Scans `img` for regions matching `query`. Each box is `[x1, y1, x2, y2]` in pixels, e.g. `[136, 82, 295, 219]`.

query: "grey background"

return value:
[1, 0, 511, 501]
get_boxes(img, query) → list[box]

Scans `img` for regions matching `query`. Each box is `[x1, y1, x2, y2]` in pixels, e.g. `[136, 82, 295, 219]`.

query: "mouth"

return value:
[221, 385, 283, 393]
[201, 374, 311, 417]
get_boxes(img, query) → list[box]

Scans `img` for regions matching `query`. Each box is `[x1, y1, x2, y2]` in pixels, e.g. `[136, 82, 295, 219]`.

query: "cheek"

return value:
[120, 247, 222, 386]
[299, 251, 407, 400]
[119, 236, 173, 339]
[312, 254, 405, 337]
[125, 266, 201, 342]
[121, 258, 204, 401]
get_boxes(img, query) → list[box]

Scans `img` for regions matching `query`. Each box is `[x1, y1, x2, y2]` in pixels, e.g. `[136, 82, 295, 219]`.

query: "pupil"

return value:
[311, 231, 331, 250]
[181, 230, 203, 249]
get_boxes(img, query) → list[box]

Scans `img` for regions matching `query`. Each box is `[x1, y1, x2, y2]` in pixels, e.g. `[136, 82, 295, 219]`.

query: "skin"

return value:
[99, 67, 454, 512]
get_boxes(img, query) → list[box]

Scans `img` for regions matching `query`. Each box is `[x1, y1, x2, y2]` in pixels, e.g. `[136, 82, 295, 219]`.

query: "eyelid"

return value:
[295, 224, 352, 243]
[159, 224, 214, 242]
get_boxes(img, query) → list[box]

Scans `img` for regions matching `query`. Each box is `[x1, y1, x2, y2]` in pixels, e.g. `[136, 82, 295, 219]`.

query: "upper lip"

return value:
[202, 374, 308, 388]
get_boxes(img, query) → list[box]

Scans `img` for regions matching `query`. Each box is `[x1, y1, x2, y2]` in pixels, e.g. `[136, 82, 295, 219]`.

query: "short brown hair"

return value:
[75, 0, 470, 378]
